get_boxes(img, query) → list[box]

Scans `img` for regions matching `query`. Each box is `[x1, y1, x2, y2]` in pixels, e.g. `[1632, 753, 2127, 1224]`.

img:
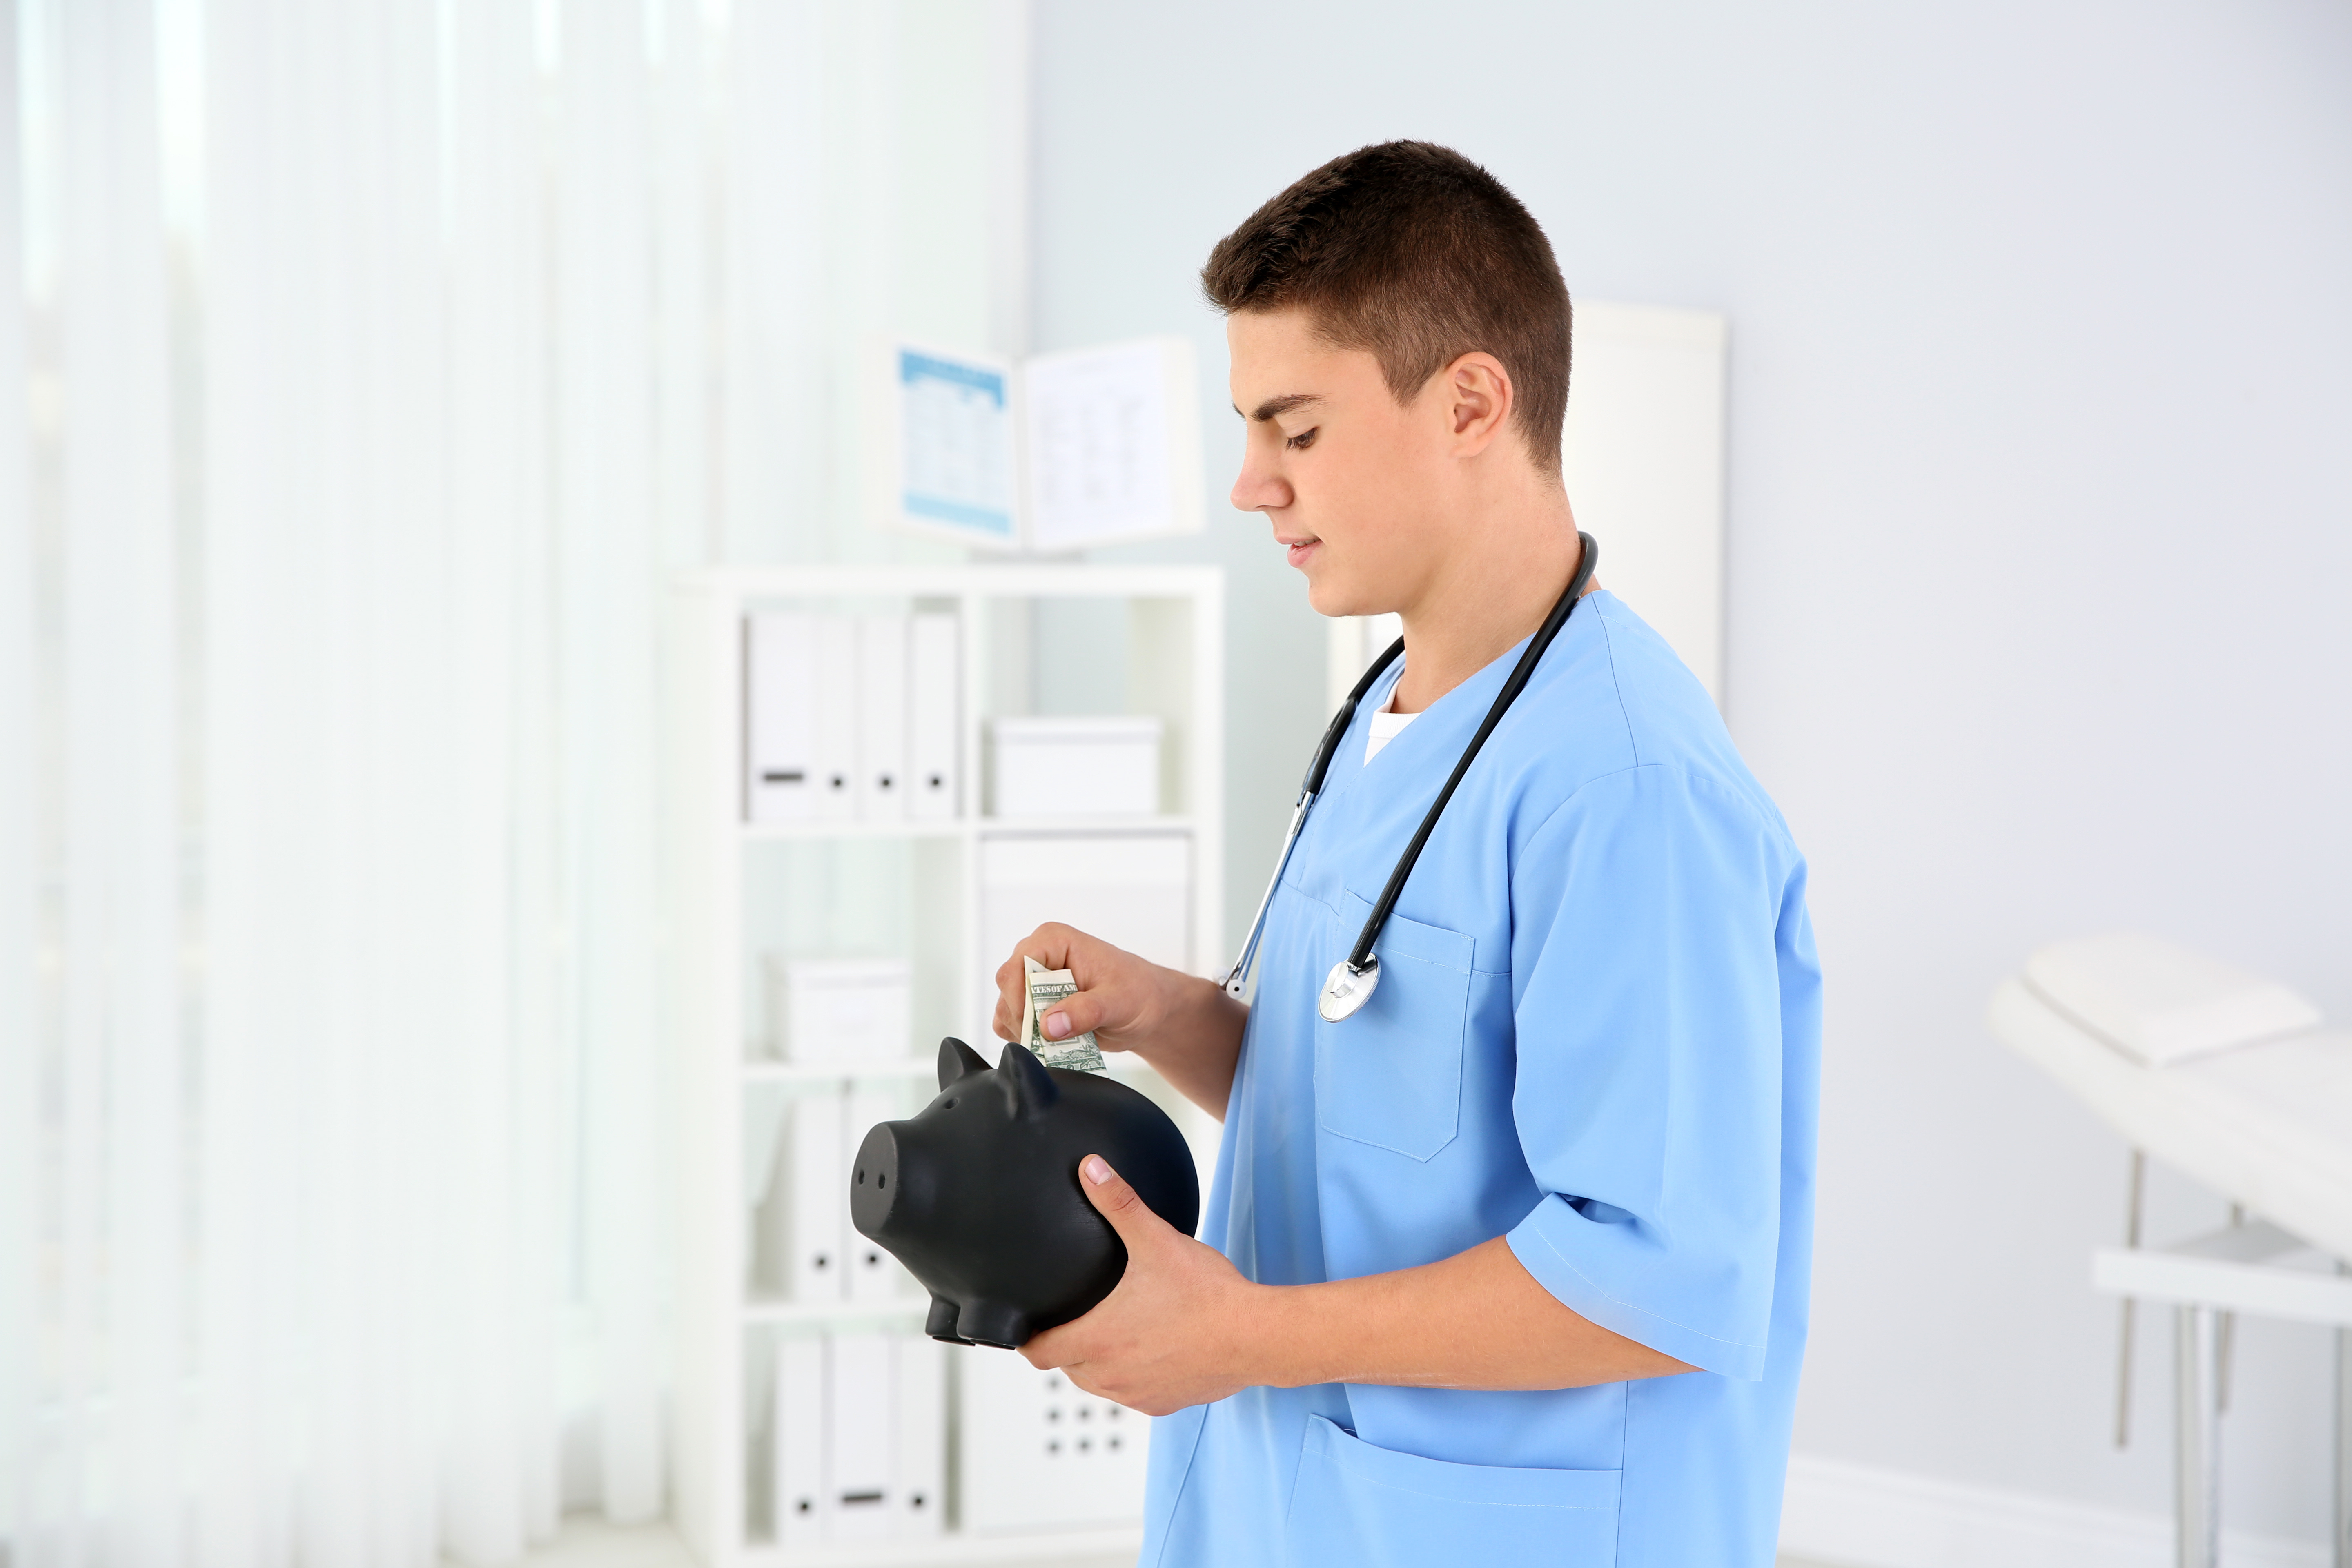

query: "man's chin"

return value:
[1305, 575, 1383, 621]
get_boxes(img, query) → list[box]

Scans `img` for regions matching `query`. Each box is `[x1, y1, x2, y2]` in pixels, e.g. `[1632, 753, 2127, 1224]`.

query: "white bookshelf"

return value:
[665, 564, 1225, 1568]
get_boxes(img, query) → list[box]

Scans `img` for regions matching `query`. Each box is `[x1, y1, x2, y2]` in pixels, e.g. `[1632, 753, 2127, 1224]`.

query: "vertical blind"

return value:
[0, 1, 1004, 1563]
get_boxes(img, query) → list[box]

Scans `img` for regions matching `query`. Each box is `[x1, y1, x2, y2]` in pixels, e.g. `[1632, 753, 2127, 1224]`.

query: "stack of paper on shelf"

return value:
[745, 610, 959, 823]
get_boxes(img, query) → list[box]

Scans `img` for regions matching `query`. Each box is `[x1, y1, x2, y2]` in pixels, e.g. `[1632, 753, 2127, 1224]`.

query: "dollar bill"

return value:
[1021, 954, 1107, 1073]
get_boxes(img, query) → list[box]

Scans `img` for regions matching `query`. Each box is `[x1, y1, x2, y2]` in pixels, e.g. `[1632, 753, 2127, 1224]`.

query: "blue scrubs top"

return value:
[1140, 592, 1820, 1568]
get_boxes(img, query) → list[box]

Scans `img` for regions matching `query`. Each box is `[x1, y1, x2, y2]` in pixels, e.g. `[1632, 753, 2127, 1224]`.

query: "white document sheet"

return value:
[894, 346, 1018, 544]
[1021, 337, 1200, 551]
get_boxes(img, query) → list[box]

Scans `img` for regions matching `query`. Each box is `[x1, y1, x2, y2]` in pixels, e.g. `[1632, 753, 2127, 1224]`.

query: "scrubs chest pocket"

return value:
[1314, 893, 1473, 1161]
[1284, 1416, 1620, 1567]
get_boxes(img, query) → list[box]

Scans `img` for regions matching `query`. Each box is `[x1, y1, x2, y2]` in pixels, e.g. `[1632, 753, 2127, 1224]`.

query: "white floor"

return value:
[466, 1514, 1858, 1568]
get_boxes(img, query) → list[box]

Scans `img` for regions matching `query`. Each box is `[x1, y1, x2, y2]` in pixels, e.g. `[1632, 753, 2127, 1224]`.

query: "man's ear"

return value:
[1444, 351, 1515, 455]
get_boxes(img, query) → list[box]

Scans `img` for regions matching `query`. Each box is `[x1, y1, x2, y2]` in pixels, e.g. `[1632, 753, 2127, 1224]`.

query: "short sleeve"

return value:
[1502, 764, 1791, 1379]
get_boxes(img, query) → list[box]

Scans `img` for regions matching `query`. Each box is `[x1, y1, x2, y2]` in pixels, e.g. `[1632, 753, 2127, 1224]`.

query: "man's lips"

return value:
[1283, 537, 1320, 570]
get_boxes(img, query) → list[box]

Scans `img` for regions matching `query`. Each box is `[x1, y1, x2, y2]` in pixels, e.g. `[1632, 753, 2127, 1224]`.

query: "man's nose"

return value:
[1230, 443, 1291, 514]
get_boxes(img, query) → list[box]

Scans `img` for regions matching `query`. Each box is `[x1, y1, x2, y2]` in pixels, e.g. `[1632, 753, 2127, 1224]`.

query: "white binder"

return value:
[773, 1335, 827, 1546]
[811, 613, 859, 821]
[745, 612, 816, 822]
[844, 1082, 910, 1301]
[788, 1089, 846, 1301]
[907, 612, 959, 821]
[855, 614, 910, 821]
[892, 1334, 947, 1538]
[828, 1332, 897, 1541]
[745, 1083, 792, 1294]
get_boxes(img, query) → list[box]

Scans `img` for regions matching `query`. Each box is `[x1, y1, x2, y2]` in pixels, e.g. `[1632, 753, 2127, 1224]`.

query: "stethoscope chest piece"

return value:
[1317, 955, 1381, 1023]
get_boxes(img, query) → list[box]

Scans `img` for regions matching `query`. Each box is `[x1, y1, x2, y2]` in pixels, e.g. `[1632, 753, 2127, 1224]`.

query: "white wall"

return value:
[1027, 0, 2352, 1549]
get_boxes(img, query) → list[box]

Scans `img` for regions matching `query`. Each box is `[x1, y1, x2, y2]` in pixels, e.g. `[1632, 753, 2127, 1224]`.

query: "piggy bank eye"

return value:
[942, 1098, 956, 1109]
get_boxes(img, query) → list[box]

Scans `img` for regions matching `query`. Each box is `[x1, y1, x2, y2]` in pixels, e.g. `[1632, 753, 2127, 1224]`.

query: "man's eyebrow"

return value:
[1234, 392, 1321, 423]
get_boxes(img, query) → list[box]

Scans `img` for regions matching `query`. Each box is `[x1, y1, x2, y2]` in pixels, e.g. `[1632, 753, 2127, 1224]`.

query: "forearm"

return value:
[1115, 970, 1247, 1121]
[1241, 1236, 1693, 1391]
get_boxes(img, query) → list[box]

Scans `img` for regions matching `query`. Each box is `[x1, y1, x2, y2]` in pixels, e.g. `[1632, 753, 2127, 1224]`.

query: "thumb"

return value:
[1076, 1154, 1172, 1249]
[1038, 988, 1110, 1044]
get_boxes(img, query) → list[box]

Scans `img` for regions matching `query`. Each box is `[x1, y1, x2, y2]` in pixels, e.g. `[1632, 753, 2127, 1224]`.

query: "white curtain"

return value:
[3, 0, 1017, 1561]
[0, 0, 909, 1563]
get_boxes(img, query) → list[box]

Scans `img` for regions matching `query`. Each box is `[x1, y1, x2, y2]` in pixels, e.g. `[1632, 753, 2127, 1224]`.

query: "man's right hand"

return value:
[991, 923, 1174, 1054]
[991, 923, 1250, 1120]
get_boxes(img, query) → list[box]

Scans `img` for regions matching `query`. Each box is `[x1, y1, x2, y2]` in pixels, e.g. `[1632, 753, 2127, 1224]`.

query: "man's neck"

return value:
[1389, 494, 1588, 715]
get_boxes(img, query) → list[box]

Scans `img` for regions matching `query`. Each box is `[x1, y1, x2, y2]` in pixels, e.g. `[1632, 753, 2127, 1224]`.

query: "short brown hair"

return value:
[1202, 141, 1572, 474]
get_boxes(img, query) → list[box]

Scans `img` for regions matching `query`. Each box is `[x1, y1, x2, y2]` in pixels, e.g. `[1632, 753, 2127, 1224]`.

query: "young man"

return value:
[992, 141, 1819, 1567]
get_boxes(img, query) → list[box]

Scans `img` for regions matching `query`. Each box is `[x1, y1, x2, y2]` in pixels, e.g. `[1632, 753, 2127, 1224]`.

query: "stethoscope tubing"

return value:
[1338, 534, 1599, 975]
[1220, 632, 1407, 998]
[1222, 532, 1599, 1009]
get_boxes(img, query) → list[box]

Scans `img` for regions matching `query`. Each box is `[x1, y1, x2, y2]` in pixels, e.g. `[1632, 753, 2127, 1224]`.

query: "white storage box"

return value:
[767, 957, 913, 1065]
[989, 715, 1162, 818]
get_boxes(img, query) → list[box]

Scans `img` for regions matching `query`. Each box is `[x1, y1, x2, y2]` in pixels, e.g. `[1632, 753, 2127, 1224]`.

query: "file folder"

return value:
[773, 1334, 827, 1546]
[810, 614, 858, 821]
[828, 1332, 896, 1542]
[892, 1334, 947, 1538]
[788, 1089, 846, 1301]
[746, 1083, 792, 1294]
[855, 614, 910, 822]
[745, 612, 816, 822]
[907, 612, 959, 821]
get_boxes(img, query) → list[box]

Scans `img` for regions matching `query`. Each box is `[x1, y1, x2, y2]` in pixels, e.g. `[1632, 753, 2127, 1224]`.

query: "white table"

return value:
[1989, 936, 2352, 1568]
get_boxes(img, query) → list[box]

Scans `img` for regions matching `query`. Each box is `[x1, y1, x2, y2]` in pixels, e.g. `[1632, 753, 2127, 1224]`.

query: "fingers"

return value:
[993, 923, 1081, 1042]
[1076, 1154, 1169, 1247]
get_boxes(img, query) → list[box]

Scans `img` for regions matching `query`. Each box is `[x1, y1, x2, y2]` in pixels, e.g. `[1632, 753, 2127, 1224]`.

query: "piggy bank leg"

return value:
[925, 1295, 976, 1345]
[956, 1299, 1031, 1350]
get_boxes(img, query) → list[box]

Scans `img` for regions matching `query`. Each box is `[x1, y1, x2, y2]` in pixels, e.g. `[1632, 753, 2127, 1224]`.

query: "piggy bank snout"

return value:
[849, 1122, 903, 1241]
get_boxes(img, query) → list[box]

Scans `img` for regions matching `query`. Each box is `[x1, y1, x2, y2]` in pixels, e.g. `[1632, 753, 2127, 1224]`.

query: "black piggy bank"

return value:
[849, 1036, 1200, 1350]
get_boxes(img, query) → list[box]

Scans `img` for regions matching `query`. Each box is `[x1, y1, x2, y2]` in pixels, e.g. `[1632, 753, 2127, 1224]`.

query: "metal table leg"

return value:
[2336, 1261, 2349, 1568]
[2177, 1303, 2221, 1568]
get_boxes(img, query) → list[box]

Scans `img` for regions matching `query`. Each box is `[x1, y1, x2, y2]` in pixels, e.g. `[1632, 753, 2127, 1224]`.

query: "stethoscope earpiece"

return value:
[1227, 534, 1599, 1024]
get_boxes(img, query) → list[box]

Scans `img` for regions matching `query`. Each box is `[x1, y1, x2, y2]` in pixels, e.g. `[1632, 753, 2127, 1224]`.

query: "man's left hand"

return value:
[1020, 1154, 1267, 1417]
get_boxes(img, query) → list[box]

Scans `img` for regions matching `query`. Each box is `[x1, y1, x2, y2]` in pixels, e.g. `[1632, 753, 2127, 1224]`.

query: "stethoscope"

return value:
[1222, 534, 1601, 1023]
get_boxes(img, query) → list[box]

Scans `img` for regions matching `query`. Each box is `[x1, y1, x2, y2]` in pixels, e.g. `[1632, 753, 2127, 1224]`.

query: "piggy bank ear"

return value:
[938, 1036, 992, 1089]
[996, 1041, 1061, 1119]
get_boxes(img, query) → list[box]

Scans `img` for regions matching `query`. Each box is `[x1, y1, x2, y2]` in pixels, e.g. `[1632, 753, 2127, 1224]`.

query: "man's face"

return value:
[1225, 307, 1454, 619]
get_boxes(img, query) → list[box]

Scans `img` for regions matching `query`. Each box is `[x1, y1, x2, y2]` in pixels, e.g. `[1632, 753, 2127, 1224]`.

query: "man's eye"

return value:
[1285, 427, 1318, 451]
